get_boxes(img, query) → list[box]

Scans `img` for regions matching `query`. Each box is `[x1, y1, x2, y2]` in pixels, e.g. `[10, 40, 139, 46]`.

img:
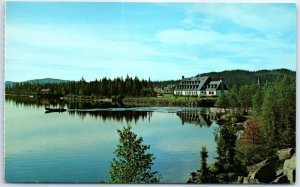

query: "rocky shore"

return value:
[187, 148, 296, 184]
[237, 148, 296, 184]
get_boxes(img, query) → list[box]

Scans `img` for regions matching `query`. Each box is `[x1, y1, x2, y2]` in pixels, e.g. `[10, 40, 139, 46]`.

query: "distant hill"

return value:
[5, 81, 15, 87]
[153, 80, 180, 88]
[5, 78, 69, 87]
[153, 69, 295, 88]
[24, 78, 69, 84]
[201, 69, 295, 87]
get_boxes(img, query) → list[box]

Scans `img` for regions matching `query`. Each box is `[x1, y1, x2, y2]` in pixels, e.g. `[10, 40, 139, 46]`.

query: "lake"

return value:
[5, 96, 219, 183]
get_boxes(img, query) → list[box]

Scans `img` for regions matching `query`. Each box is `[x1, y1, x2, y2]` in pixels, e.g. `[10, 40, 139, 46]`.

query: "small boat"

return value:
[45, 107, 67, 112]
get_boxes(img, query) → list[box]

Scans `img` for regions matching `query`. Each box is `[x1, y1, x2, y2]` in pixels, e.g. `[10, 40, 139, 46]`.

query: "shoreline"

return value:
[5, 94, 217, 107]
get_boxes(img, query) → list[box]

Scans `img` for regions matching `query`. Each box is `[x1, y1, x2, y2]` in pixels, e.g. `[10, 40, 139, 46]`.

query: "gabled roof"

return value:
[206, 80, 228, 91]
[198, 76, 210, 90]
[175, 76, 210, 90]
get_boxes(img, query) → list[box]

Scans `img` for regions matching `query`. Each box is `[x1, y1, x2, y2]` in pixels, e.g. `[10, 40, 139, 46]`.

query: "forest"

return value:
[191, 75, 296, 183]
[5, 76, 156, 99]
[5, 69, 295, 100]
[201, 68, 295, 87]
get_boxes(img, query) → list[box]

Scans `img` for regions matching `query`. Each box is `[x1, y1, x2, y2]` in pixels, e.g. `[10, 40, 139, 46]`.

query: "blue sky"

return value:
[6, 3, 296, 82]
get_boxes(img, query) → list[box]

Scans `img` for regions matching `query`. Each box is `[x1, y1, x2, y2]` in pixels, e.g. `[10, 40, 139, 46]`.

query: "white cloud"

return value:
[6, 24, 159, 61]
[184, 4, 295, 38]
[156, 28, 251, 46]
[6, 3, 296, 82]
[6, 23, 176, 80]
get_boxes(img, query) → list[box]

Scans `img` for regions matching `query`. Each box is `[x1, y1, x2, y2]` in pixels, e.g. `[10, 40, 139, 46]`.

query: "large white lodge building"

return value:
[173, 75, 228, 97]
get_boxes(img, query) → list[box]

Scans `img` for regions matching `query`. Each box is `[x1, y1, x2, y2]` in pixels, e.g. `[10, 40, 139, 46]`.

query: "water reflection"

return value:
[69, 110, 152, 124]
[5, 95, 65, 108]
[177, 109, 217, 127]
[5, 96, 219, 183]
[67, 101, 125, 109]
[6, 95, 153, 123]
[5, 95, 124, 109]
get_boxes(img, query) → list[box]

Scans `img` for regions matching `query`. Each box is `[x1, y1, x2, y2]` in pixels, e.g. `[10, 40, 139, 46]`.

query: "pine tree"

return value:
[198, 146, 209, 183]
[227, 84, 239, 110]
[213, 126, 239, 183]
[215, 93, 229, 109]
[109, 125, 161, 183]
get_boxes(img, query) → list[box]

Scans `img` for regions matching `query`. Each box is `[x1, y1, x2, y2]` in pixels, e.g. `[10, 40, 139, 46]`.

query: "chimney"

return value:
[182, 75, 184, 79]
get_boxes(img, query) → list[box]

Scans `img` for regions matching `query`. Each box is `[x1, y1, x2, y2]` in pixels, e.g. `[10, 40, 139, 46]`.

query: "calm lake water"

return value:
[5, 97, 219, 183]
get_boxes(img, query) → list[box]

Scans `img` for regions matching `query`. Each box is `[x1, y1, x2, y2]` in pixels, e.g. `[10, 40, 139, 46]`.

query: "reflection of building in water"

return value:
[68, 110, 153, 124]
[176, 110, 217, 127]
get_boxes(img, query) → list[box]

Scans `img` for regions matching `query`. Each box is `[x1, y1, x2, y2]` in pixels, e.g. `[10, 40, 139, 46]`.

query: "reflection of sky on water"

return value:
[5, 100, 217, 183]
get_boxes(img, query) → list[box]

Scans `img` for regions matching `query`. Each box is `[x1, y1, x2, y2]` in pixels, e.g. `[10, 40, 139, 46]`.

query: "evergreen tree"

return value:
[227, 84, 239, 110]
[259, 76, 296, 154]
[198, 146, 209, 183]
[213, 126, 242, 183]
[109, 125, 161, 183]
[215, 93, 229, 109]
[251, 88, 263, 117]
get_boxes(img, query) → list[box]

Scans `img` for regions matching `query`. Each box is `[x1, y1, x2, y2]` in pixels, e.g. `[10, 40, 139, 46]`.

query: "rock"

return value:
[285, 170, 295, 184]
[283, 155, 296, 183]
[248, 158, 278, 183]
[243, 149, 295, 184]
[249, 178, 260, 184]
[276, 169, 283, 177]
[242, 177, 260, 184]
[277, 148, 295, 161]
[237, 176, 244, 184]
[271, 174, 290, 184]
[243, 177, 249, 184]
[247, 156, 278, 173]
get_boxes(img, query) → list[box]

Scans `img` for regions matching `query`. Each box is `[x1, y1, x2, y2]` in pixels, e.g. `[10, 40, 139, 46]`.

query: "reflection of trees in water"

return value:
[5, 95, 65, 108]
[6, 96, 124, 109]
[66, 101, 124, 110]
[6, 96, 153, 123]
[177, 110, 216, 127]
[68, 110, 152, 124]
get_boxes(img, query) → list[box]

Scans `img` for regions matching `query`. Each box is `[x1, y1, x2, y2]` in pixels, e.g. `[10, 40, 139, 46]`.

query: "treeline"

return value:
[201, 68, 295, 87]
[194, 75, 295, 183]
[5, 76, 156, 98]
[238, 75, 296, 164]
[152, 79, 180, 87]
[150, 69, 295, 89]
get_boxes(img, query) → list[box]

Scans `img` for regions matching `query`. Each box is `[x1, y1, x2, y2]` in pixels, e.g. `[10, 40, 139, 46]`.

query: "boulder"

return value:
[276, 169, 283, 177]
[242, 177, 260, 184]
[237, 176, 244, 184]
[243, 177, 249, 184]
[249, 178, 260, 184]
[247, 156, 278, 172]
[283, 155, 296, 183]
[277, 148, 295, 161]
[271, 174, 290, 184]
[248, 158, 278, 183]
[283, 154, 296, 183]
